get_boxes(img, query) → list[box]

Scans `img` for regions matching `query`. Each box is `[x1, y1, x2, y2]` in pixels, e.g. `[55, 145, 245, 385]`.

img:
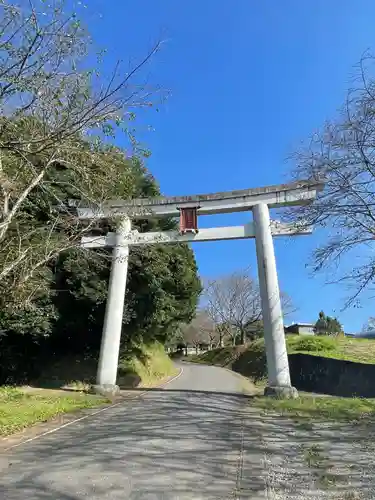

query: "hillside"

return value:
[35, 342, 177, 391]
[188, 335, 375, 383]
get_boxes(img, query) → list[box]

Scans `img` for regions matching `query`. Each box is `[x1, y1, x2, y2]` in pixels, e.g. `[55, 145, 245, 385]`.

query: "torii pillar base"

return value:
[264, 385, 299, 399]
[91, 384, 120, 398]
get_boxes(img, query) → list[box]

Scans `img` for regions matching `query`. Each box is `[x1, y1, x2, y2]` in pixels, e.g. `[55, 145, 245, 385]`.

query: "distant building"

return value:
[285, 323, 315, 335]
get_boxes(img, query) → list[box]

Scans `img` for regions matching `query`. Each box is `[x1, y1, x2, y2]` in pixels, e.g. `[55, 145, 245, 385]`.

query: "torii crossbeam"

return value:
[72, 179, 324, 398]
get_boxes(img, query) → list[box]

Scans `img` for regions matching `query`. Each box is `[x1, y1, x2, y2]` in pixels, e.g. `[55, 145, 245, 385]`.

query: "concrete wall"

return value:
[289, 353, 375, 398]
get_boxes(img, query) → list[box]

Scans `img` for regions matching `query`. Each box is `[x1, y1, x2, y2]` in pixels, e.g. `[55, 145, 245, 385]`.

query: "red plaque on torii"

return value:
[179, 207, 198, 234]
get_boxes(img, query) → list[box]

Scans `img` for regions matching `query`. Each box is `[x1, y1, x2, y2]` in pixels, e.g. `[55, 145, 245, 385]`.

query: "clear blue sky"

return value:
[86, 0, 375, 333]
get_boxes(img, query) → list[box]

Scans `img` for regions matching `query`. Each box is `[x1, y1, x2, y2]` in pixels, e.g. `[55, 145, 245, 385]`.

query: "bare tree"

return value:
[0, 0, 163, 301]
[203, 268, 295, 345]
[362, 317, 375, 333]
[288, 53, 375, 307]
[197, 310, 221, 349]
[180, 311, 215, 354]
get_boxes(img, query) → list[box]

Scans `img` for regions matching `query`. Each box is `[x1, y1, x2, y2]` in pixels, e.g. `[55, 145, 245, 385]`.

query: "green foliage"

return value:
[0, 149, 201, 383]
[288, 336, 336, 353]
[189, 341, 266, 383]
[188, 346, 242, 367]
[244, 320, 264, 342]
[0, 0, 199, 386]
[35, 342, 176, 390]
[314, 311, 343, 336]
[0, 0, 162, 297]
[232, 340, 267, 382]
[125, 243, 201, 346]
[118, 343, 177, 387]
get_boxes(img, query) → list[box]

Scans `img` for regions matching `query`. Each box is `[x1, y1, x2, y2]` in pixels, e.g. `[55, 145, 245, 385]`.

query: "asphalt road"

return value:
[0, 363, 268, 500]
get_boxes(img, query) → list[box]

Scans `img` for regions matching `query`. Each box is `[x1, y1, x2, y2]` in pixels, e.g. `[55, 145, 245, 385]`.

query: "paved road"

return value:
[0, 363, 267, 500]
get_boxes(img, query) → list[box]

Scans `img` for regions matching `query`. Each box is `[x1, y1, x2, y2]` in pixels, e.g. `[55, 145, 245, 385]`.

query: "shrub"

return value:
[291, 336, 336, 353]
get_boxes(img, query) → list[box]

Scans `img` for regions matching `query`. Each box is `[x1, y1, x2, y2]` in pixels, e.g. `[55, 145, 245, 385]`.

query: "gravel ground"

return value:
[0, 362, 374, 499]
[259, 412, 375, 499]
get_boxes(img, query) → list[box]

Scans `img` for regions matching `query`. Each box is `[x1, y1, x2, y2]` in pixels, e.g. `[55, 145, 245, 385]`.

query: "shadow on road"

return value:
[1, 389, 375, 499]
[0, 389, 263, 499]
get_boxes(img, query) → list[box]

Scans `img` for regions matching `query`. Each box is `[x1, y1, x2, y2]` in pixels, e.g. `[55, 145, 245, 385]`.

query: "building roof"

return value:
[289, 322, 315, 327]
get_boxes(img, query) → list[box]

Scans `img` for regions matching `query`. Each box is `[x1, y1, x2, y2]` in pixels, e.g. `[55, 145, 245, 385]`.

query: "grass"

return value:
[187, 339, 267, 384]
[188, 335, 375, 385]
[36, 342, 177, 391]
[0, 342, 177, 438]
[252, 393, 375, 422]
[118, 342, 178, 387]
[286, 335, 375, 364]
[188, 344, 247, 366]
[0, 386, 109, 437]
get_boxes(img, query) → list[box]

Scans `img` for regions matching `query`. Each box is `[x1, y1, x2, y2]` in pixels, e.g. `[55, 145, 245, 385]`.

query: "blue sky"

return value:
[86, 0, 375, 332]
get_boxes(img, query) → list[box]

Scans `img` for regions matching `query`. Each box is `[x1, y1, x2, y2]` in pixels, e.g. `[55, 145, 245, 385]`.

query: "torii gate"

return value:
[71, 179, 324, 398]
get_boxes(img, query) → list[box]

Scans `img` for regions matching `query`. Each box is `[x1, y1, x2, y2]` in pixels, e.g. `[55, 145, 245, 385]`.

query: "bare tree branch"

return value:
[202, 268, 295, 345]
[180, 311, 215, 353]
[0, 0, 164, 299]
[287, 52, 375, 306]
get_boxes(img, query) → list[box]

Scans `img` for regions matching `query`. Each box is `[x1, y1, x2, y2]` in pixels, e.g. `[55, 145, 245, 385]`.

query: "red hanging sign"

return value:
[179, 207, 198, 234]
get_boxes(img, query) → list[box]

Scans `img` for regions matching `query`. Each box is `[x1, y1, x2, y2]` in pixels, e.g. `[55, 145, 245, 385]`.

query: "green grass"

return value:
[188, 345, 246, 367]
[188, 335, 375, 385]
[0, 386, 108, 437]
[187, 339, 267, 384]
[252, 394, 375, 422]
[287, 335, 375, 364]
[118, 342, 178, 387]
[36, 342, 177, 391]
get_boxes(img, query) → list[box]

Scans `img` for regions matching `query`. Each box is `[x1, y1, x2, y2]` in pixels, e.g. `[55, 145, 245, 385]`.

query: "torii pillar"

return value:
[93, 217, 131, 396]
[253, 203, 297, 398]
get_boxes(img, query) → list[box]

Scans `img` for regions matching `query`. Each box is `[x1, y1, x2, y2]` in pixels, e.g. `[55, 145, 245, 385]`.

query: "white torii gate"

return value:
[72, 179, 324, 398]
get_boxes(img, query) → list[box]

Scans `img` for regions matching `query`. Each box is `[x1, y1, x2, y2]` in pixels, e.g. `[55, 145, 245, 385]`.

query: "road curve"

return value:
[0, 363, 267, 499]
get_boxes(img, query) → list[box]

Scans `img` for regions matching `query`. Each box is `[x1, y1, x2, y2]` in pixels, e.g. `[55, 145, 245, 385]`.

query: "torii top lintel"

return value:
[72, 179, 324, 220]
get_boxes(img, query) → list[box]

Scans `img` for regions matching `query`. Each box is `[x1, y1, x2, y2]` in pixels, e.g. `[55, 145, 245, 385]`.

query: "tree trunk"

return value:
[219, 331, 224, 347]
[240, 329, 245, 345]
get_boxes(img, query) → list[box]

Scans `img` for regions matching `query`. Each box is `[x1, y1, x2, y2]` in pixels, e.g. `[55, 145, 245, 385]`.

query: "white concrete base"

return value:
[264, 385, 299, 399]
[91, 384, 120, 398]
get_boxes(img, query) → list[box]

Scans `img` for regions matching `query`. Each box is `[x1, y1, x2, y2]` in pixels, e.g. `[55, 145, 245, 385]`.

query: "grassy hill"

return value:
[35, 342, 177, 391]
[188, 335, 375, 384]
